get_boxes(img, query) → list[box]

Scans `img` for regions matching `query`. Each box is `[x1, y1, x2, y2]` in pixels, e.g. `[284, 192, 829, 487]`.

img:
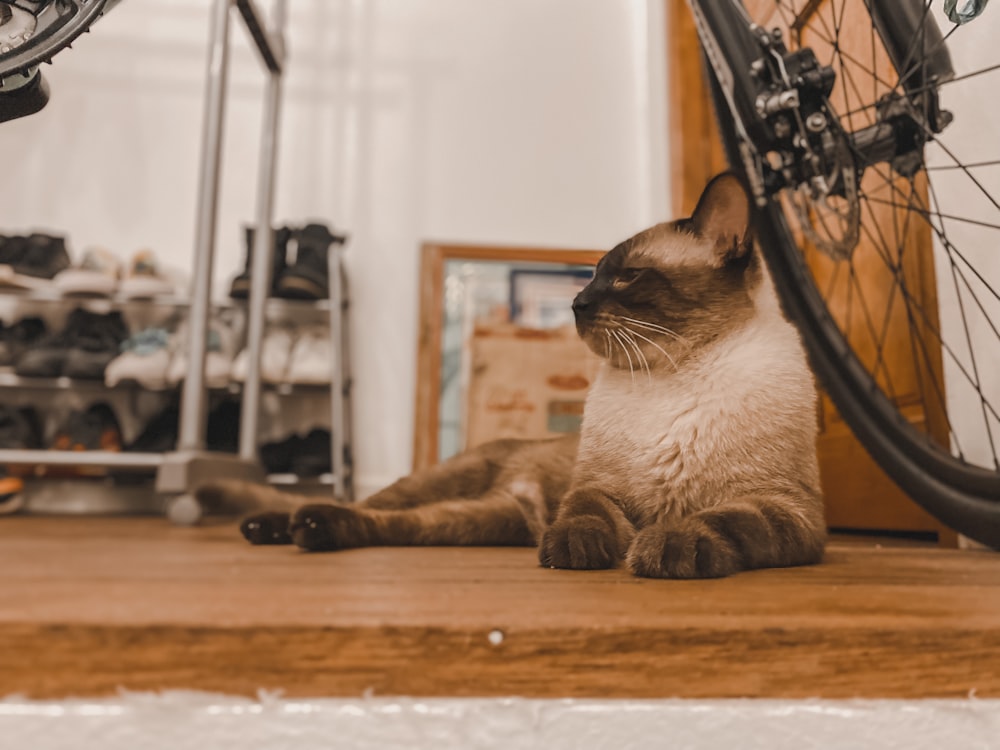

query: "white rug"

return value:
[2, 692, 998, 749]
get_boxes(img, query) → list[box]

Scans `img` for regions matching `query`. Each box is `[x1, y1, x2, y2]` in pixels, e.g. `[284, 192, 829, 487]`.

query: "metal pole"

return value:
[179, 0, 232, 451]
[238, 0, 287, 461]
[0, 450, 163, 470]
[329, 249, 345, 499]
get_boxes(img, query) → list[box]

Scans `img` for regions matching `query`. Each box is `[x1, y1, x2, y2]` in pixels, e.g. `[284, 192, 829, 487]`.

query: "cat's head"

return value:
[573, 173, 761, 370]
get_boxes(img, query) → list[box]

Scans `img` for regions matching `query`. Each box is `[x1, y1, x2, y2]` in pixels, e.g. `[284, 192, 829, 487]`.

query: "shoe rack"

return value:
[0, 0, 355, 520]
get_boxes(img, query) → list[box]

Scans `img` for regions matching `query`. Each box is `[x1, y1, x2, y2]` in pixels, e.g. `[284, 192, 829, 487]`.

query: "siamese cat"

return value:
[200, 173, 825, 578]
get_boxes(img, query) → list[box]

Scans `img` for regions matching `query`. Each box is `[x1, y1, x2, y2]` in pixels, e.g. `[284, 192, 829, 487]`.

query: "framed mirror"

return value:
[413, 244, 604, 470]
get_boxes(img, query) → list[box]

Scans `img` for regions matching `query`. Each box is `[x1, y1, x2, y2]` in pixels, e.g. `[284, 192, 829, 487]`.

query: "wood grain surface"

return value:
[1, 517, 998, 699]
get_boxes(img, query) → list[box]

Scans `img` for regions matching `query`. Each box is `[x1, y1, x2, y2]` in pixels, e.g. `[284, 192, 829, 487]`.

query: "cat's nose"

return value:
[572, 294, 592, 317]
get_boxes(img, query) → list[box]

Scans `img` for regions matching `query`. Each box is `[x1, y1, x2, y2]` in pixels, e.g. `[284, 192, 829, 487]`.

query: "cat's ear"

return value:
[690, 173, 752, 266]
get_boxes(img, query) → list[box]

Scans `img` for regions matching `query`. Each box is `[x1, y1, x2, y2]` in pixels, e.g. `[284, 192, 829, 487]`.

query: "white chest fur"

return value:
[574, 310, 817, 524]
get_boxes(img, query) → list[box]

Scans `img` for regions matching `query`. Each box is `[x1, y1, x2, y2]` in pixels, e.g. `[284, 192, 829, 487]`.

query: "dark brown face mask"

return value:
[573, 173, 761, 369]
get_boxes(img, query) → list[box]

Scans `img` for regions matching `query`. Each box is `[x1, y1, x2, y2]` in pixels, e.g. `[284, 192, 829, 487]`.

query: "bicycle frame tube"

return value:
[868, 0, 955, 92]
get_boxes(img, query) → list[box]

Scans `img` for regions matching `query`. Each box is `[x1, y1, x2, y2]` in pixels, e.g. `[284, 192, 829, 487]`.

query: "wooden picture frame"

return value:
[413, 244, 605, 471]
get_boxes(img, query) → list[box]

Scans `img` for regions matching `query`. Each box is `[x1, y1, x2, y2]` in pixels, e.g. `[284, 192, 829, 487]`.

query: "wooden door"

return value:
[667, 1, 955, 541]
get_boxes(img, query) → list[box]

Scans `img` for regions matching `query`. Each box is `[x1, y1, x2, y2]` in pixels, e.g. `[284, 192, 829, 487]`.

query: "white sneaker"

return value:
[286, 325, 335, 385]
[54, 247, 122, 297]
[105, 326, 174, 390]
[167, 318, 237, 390]
[231, 325, 295, 383]
[119, 250, 178, 299]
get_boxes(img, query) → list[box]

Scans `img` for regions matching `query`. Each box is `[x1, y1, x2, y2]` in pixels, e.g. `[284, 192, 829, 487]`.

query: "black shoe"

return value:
[0, 404, 43, 483]
[206, 398, 241, 453]
[51, 402, 123, 452]
[46, 402, 123, 478]
[229, 225, 291, 299]
[129, 398, 243, 454]
[14, 308, 91, 377]
[275, 223, 345, 300]
[128, 403, 179, 453]
[0, 404, 43, 449]
[0, 316, 47, 367]
[259, 433, 299, 474]
[0, 234, 28, 267]
[260, 429, 332, 476]
[291, 428, 332, 477]
[63, 310, 130, 379]
[15, 232, 71, 279]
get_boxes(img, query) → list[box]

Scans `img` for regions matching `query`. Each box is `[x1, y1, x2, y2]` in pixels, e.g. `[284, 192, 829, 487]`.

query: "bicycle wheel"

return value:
[0, 0, 111, 80]
[698, 0, 1000, 547]
[0, 0, 116, 123]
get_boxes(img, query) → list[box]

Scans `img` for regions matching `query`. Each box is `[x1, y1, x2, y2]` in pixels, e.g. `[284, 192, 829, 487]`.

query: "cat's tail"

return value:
[195, 479, 319, 515]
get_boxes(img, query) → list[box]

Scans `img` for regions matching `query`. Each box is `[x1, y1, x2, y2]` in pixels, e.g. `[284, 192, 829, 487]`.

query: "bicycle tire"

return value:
[698, 2, 1000, 548]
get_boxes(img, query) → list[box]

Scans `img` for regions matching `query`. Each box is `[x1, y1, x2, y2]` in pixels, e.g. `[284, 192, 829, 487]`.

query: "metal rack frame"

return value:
[0, 0, 354, 514]
[157, 0, 285, 499]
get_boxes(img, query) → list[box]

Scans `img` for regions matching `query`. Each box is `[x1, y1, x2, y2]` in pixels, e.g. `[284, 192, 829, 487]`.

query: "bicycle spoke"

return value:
[858, 193, 970, 454]
[859, 174, 1000, 430]
[925, 173, 1000, 468]
[847, 258, 900, 401]
[863, 196, 1000, 232]
[890, 0, 936, 89]
[823, 252, 845, 301]
[896, 22, 959, 93]
[857, 170, 967, 447]
[775, 1, 899, 92]
[840, 61, 1000, 122]
[745, 0, 1000, 476]
[858, 215, 925, 421]
[926, 159, 1000, 171]
[870, 163, 1000, 316]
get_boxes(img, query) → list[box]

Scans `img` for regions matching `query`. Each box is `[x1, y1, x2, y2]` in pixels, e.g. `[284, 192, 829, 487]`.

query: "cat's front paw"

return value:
[539, 515, 620, 570]
[289, 504, 374, 552]
[240, 512, 292, 545]
[626, 520, 740, 579]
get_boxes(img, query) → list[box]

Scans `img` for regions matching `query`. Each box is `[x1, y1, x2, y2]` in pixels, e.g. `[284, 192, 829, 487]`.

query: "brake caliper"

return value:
[748, 25, 860, 261]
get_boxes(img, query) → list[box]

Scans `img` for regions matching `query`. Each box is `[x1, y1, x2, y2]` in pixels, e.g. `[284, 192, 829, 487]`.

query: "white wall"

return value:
[0, 0, 668, 495]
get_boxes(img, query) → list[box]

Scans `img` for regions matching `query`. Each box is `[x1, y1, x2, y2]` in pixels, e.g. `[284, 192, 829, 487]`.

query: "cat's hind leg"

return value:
[360, 439, 523, 510]
[195, 480, 327, 546]
[240, 512, 294, 545]
[291, 490, 536, 552]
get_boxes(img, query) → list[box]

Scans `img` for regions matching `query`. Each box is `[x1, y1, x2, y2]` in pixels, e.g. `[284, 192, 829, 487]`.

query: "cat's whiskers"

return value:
[602, 328, 613, 360]
[619, 315, 689, 345]
[621, 324, 679, 372]
[618, 328, 652, 383]
[610, 329, 636, 385]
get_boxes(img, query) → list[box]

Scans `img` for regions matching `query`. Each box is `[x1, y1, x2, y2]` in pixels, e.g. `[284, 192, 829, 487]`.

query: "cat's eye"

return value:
[613, 268, 644, 288]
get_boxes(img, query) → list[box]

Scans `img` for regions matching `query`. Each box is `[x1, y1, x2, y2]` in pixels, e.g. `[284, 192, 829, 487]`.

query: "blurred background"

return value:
[0, 0, 669, 499]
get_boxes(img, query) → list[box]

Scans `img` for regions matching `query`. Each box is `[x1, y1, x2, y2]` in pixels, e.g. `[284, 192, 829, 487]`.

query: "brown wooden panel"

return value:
[667, 0, 728, 216]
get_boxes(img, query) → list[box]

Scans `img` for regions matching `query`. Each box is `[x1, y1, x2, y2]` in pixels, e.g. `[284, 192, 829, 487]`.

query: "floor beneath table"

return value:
[1, 517, 998, 699]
